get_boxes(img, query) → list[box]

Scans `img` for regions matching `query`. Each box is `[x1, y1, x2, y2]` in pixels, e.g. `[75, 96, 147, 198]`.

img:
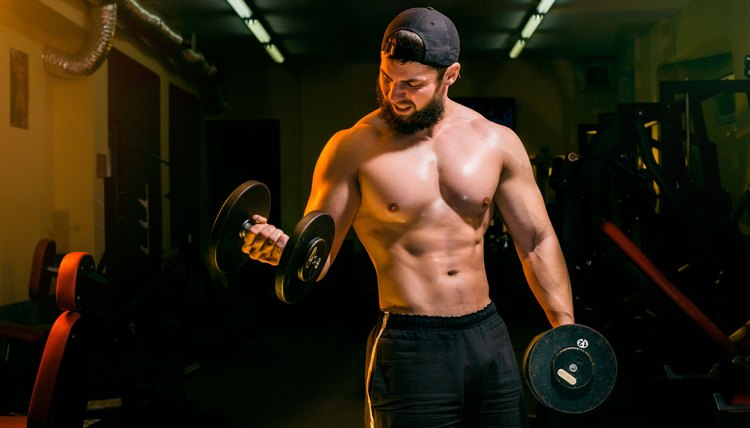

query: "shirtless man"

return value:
[243, 7, 575, 427]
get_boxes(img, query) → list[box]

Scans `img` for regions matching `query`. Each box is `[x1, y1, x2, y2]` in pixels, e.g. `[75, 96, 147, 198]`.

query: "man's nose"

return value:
[388, 83, 405, 101]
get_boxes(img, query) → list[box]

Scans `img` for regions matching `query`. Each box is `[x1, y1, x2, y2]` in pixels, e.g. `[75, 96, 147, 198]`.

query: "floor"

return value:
[82, 267, 731, 428]
[2, 246, 746, 427]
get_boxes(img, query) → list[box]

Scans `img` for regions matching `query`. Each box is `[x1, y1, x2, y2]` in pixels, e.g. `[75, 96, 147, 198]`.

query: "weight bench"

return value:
[0, 240, 60, 343]
[0, 251, 102, 427]
[0, 239, 62, 412]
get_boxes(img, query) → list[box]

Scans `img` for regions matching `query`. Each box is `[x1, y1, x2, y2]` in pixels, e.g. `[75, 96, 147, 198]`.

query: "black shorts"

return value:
[364, 301, 524, 428]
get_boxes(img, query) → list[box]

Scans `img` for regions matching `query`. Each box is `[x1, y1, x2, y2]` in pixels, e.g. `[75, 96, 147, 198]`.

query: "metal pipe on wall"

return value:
[41, 0, 117, 79]
[41, 0, 225, 112]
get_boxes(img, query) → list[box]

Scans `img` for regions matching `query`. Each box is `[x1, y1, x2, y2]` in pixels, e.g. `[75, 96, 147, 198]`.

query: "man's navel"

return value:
[388, 202, 400, 212]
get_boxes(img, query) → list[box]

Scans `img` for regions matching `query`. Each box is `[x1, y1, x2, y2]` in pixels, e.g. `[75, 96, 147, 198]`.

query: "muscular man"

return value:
[243, 7, 574, 427]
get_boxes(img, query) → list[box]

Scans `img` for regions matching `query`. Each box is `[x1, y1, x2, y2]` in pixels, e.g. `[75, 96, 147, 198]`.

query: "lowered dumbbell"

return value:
[207, 180, 334, 304]
[522, 324, 617, 414]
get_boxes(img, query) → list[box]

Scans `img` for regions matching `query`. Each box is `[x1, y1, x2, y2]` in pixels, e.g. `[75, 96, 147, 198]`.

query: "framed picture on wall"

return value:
[10, 48, 29, 129]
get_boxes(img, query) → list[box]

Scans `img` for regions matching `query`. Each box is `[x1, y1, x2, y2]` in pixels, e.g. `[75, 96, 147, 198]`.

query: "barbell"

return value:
[522, 323, 618, 414]
[208, 180, 334, 304]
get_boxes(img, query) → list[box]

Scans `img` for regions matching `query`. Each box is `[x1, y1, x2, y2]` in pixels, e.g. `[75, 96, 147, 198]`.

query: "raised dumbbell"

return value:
[207, 180, 334, 304]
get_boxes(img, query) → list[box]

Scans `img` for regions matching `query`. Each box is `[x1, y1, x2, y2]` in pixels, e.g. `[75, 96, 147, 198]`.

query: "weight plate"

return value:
[275, 211, 334, 304]
[522, 324, 617, 414]
[209, 180, 271, 273]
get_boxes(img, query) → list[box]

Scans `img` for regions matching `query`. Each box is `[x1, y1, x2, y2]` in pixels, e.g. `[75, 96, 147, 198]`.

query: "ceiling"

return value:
[133, 0, 694, 71]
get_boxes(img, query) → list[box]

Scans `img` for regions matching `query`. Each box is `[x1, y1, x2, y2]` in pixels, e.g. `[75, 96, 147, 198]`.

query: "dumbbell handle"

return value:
[240, 219, 253, 238]
[208, 180, 333, 304]
[237, 216, 325, 281]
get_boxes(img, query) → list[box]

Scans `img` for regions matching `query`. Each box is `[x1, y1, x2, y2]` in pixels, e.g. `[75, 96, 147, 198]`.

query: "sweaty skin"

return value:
[243, 54, 574, 326]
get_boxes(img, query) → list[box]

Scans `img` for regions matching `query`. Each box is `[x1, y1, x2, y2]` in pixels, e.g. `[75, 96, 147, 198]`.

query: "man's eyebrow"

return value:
[381, 70, 425, 84]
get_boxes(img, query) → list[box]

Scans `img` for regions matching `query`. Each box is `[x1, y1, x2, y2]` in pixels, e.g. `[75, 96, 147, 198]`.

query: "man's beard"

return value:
[377, 84, 445, 135]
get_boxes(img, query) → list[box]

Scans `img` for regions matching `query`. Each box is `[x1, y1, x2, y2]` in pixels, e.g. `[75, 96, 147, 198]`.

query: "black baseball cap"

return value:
[381, 7, 460, 67]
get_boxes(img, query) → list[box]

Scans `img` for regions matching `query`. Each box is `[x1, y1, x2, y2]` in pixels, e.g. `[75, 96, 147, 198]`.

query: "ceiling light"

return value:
[509, 39, 525, 59]
[537, 0, 556, 14]
[226, 0, 285, 63]
[245, 19, 271, 43]
[509, 0, 554, 59]
[265, 44, 285, 63]
[521, 14, 544, 39]
[226, 0, 252, 19]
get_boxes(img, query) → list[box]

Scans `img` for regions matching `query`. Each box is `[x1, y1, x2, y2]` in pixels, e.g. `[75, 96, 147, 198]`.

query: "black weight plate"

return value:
[208, 180, 271, 273]
[522, 324, 617, 414]
[275, 211, 334, 304]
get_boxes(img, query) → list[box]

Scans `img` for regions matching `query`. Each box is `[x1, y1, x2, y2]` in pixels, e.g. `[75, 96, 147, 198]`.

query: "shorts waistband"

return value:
[382, 301, 497, 330]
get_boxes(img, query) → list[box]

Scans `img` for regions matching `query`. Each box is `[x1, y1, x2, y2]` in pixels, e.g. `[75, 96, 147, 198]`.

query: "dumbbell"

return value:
[207, 180, 334, 304]
[522, 324, 617, 414]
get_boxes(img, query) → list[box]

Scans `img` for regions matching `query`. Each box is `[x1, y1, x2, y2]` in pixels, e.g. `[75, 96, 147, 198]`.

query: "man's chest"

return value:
[356, 144, 500, 221]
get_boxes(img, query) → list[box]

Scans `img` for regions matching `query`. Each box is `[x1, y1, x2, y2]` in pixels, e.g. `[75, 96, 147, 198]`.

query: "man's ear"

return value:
[445, 63, 461, 85]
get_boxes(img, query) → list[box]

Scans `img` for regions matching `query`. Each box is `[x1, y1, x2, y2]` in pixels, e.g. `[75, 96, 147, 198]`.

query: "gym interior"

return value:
[1, 0, 749, 427]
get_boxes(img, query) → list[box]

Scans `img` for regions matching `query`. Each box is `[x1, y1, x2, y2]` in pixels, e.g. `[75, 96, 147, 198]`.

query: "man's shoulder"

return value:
[353, 110, 385, 131]
[338, 111, 385, 142]
[323, 110, 384, 157]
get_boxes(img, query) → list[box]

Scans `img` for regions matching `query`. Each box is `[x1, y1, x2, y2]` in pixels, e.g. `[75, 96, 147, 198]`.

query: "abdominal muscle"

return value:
[353, 211, 492, 317]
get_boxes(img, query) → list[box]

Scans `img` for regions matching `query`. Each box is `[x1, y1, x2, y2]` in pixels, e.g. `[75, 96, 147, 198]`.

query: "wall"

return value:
[0, 0, 196, 306]
[634, 0, 750, 221]
[2, 0, 748, 306]
[214, 58, 618, 232]
[0, 0, 97, 304]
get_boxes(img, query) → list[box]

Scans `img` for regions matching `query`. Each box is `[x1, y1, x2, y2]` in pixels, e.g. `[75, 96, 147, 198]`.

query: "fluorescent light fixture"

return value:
[537, 0, 555, 14]
[227, 0, 286, 63]
[521, 14, 544, 39]
[226, 0, 252, 19]
[245, 19, 271, 44]
[265, 43, 285, 63]
[509, 39, 525, 59]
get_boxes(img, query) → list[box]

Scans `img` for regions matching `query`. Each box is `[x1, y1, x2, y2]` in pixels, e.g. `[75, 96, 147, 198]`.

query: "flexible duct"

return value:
[41, 0, 224, 111]
[115, 0, 224, 111]
[116, 0, 219, 81]
[117, 0, 183, 47]
[42, 1, 117, 79]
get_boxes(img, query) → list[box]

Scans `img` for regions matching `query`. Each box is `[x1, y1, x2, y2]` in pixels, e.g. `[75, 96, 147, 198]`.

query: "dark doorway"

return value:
[106, 48, 161, 285]
[168, 84, 202, 250]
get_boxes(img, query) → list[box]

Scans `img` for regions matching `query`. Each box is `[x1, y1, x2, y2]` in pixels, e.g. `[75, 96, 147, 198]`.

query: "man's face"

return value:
[377, 55, 445, 134]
